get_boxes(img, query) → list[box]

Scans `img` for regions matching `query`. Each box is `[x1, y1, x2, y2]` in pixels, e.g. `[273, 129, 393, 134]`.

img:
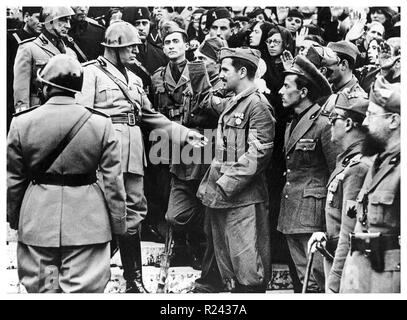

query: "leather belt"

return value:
[31, 173, 97, 186]
[350, 234, 400, 255]
[168, 107, 184, 119]
[110, 113, 139, 126]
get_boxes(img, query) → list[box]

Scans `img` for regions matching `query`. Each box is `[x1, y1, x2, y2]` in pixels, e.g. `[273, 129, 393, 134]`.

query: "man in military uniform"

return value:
[206, 8, 233, 46]
[277, 55, 338, 293]
[13, 6, 77, 112]
[67, 6, 105, 62]
[340, 76, 400, 293]
[77, 21, 206, 293]
[7, 6, 42, 132]
[7, 54, 127, 293]
[193, 47, 275, 292]
[321, 40, 367, 114]
[308, 91, 372, 293]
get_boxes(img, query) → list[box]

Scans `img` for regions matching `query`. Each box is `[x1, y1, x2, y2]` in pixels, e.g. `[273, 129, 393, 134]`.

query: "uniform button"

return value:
[303, 147, 307, 151]
[191, 113, 194, 117]
[283, 171, 287, 176]
[285, 195, 289, 199]
[287, 156, 290, 160]
[397, 264, 400, 270]
[286, 182, 290, 186]
[287, 169, 291, 173]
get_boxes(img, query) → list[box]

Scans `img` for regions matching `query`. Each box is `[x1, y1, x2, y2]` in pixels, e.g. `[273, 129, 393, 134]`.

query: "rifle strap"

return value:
[32, 109, 92, 175]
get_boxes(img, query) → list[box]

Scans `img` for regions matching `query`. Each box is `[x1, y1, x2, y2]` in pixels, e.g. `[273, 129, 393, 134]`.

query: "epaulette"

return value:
[13, 105, 40, 117]
[152, 66, 165, 76]
[343, 154, 362, 167]
[310, 108, 322, 120]
[389, 153, 400, 166]
[85, 107, 110, 118]
[82, 59, 99, 67]
[19, 36, 36, 45]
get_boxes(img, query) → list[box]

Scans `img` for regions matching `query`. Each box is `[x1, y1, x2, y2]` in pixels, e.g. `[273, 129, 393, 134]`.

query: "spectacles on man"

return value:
[365, 111, 394, 119]
[266, 39, 282, 46]
[328, 112, 346, 125]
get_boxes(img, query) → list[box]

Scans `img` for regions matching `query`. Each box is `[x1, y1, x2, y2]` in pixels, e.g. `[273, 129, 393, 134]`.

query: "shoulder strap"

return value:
[32, 110, 92, 175]
[95, 58, 136, 108]
[66, 36, 88, 62]
[12, 32, 22, 44]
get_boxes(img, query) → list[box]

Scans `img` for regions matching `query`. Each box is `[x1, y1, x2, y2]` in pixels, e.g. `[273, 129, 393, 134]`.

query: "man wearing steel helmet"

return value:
[7, 54, 127, 293]
[77, 21, 206, 293]
[13, 7, 77, 112]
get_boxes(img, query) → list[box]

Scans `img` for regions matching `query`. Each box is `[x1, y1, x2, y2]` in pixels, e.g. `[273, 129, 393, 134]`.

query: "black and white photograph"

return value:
[3, 1, 403, 300]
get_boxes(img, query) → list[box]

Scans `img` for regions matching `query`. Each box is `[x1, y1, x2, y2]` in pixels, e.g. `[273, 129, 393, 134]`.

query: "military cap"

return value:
[284, 55, 332, 97]
[369, 76, 400, 114]
[161, 21, 188, 41]
[306, 45, 339, 69]
[247, 7, 264, 19]
[22, 7, 42, 16]
[219, 47, 261, 68]
[234, 15, 250, 23]
[192, 8, 206, 16]
[198, 37, 224, 62]
[334, 90, 369, 116]
[206, 7, 231, 29]
[122, 7, 151, 22]
[327, 40, 360, 64]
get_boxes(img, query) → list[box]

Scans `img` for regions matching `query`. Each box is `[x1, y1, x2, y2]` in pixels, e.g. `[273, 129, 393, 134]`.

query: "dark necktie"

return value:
[56, 39, 66, 54]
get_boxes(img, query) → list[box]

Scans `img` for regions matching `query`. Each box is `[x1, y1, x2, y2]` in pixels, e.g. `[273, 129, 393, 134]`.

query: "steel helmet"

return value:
[101, 20, 142, 48]
[37, 54, 83, 93]
[40, 6, 74, 23]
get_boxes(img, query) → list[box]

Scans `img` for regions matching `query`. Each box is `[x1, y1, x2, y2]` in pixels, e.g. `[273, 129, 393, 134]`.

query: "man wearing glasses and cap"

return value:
[192, 47, 275, 292]
[277, 55, 338, 293]
[340, 76, 400, 293]
[308, 91, 372, 293]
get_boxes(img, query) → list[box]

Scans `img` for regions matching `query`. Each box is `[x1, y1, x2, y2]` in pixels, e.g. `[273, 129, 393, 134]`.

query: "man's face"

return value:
[285, 16, 302, 33]
[325, 55, 342, 86]
[279, 74, 303, 108]
[135, 19, 150, 41]
[367, 39, 380, 64]
[49, 17, 71, 37]
[366, 23, 384, 44]
[209, 18, 232, 41]
[72, 6, 89, 22]
[370, 10, 387, 25]
[119, 44, 139, 65]
[192, 13, 202, 30]
[194, 50, 219, 77]
[329, 108, 347, 144]
[219, 58, 240, 92]
[26, 13, 42, 34]
[361, 102, 393, 156]
[163, 32, 187, 62]
[153, 7, 168, 22]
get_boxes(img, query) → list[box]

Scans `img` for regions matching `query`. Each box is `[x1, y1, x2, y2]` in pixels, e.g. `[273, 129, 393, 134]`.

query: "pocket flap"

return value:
[370, 191, 395, 205]
[226, 116, 247, 128]
[303, 187, 327, 198]
[295, 141, 317, 151]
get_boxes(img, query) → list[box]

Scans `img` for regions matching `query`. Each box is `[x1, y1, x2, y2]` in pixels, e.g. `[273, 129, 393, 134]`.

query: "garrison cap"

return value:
[284, 55, 332, 97]
[327, 40, 360, 64]
[206, 7, 231, 29]
[369, 76, 400, 114]
[306, 45, 339, 69]
[219, 47, 261, 68]
[161, 21, 187, 42]
[198, 37, 224, 62]
[334, 90, 369, 116]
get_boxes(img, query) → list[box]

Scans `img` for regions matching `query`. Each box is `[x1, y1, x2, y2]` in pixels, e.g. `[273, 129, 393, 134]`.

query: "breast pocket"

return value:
[223, 117, 248, 163]
[369, 191, 396, 226]
[295, 139, 317, 165]
[300, 187, 326, 227]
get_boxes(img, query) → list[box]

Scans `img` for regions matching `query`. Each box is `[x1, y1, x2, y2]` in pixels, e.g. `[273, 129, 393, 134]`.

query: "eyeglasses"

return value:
[135, 20, 149, 27]
[328, 113, 346, 125]
[266, 39, 282, 46]
[365, 111, 393, 119]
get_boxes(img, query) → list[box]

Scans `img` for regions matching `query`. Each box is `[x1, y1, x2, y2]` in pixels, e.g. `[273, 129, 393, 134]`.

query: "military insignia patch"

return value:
[234, 112, 244, 125]
[346, 200, 358, 218]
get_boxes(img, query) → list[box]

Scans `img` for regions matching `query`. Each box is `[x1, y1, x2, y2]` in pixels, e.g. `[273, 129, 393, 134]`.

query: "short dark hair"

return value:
[293, 75, 320, 103]
[230, 57, 257, 80]
[336, 52, 356, 70]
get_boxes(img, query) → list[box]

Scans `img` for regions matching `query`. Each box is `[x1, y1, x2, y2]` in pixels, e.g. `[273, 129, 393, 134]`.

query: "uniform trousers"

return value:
[208, 202, 271, 291]
[17, 241, 110, 293]
[123, 173, 147, 234]
[340, 249, 400, 293]
[286, 234, 325, 292]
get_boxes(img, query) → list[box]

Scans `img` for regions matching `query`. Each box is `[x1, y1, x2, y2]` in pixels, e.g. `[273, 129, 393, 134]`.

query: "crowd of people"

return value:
[6, 6, 401, 294]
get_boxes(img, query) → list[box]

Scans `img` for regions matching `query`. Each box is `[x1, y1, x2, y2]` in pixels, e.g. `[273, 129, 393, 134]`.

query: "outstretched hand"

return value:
[187, 130, 208, 148]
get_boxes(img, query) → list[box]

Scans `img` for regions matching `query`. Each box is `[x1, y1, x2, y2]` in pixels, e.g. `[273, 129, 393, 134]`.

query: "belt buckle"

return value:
[128, 113, 136, 126]
[363, 238, 371, 257]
